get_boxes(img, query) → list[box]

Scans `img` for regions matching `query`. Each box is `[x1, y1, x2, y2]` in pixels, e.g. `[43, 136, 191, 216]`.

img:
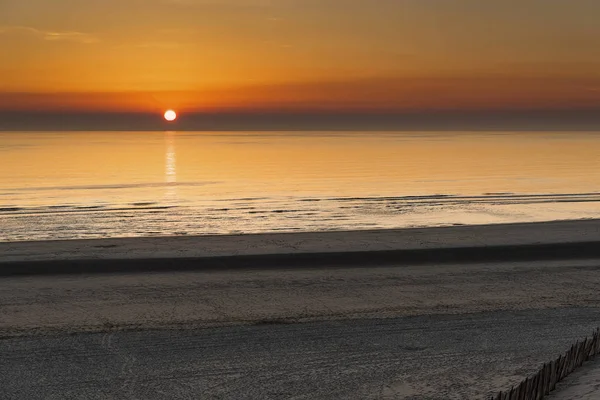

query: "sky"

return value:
[1, 0, 599, 129]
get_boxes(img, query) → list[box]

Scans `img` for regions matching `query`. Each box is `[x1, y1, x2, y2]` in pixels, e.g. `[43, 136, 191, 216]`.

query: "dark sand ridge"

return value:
[1, 219, 600, 276]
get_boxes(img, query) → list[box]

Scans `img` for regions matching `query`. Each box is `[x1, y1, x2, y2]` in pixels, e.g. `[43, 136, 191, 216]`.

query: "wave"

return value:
[313, 192, 600, 205]
[3, 181, 220, 192]
[3, 192, 600, 218]
[0, 207, 22, 212]
[0, 205, 177, 216]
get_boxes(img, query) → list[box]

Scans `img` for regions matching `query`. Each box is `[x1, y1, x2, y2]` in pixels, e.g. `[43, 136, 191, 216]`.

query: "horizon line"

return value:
[1, 109, 600, 132]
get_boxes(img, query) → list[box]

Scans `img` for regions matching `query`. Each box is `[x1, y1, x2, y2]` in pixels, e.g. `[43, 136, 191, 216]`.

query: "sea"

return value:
[1, 131, 599, 242]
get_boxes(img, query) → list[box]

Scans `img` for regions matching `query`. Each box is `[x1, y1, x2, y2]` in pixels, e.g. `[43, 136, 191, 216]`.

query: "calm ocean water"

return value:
[1, 131, 599, 242]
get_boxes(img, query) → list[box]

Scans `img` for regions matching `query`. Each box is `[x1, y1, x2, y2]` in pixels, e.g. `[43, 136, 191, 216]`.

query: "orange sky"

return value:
[1, 0, 599, 113]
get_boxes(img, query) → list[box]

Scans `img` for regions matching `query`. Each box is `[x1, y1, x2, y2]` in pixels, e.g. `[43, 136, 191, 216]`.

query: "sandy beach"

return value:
[549, 358, 600, 400]
[2, 220, 600, 398]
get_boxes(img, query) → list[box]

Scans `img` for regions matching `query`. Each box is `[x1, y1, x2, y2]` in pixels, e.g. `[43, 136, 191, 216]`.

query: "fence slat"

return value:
[487, 328, 600, 400]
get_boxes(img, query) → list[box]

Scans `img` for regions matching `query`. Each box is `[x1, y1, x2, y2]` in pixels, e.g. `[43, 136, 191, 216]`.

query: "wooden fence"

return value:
[489, 328, 600, 400]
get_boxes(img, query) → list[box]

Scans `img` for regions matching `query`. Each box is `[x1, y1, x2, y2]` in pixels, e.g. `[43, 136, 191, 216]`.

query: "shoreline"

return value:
[1, 219, 600, 276]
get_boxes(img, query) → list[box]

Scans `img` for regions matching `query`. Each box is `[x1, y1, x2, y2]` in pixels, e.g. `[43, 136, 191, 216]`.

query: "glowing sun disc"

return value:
[164, 110, 177, 122]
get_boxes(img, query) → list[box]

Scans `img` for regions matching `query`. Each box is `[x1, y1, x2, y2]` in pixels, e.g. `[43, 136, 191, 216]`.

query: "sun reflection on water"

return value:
[165, 131, 177, 203]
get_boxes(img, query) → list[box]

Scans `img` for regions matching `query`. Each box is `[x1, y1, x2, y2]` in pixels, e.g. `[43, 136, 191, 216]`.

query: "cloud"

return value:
[137, 41, 184, 49]
[0, 26, 99, 44]
[157, 0, 274, 8]
[112, 41, 185, 50]
[157, 28, 197, 35]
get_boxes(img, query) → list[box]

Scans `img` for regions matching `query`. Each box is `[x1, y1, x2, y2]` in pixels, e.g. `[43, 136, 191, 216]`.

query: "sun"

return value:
[164, 110, 177, 122]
